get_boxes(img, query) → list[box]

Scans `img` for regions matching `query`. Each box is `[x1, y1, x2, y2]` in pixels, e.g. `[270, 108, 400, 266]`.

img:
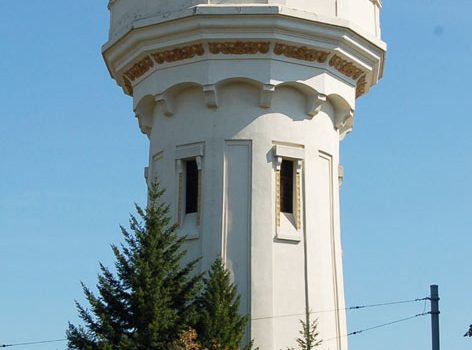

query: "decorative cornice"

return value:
[273, 43, 330, 64]
[124, 56, 154, 82]
[122, 44, 205, 92]
[151, 43, 204, 64]
[209, 41, 270, 55]
[121, 41, 369, 98]
[356, 75, 367, 98]
[329, 54, 363, 80]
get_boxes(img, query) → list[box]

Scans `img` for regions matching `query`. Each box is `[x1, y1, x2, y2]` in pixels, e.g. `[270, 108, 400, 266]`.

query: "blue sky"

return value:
[1, 1, 471, 349]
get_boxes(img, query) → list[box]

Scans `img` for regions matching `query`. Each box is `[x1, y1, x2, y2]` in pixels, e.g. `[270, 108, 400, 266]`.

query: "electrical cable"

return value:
[0, 339, 66, 348]
[251, 296, 428, 321]
[1, 298, 430, 347]
[325, 311, 431, 342]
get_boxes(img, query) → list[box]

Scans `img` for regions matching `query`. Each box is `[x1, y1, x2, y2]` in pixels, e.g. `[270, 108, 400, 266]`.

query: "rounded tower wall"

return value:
[107, 0, 381, 42]
[144, 81, 345, 349]
[103, 0, 385, 348]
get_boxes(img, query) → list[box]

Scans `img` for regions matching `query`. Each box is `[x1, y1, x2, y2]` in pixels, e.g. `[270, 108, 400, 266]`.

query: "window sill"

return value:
[276, 212, 301, 242]
[179, 213, 200, 240]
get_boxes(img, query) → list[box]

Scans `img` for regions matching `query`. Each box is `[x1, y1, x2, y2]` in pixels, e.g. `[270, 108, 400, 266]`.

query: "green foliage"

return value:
[196, 258, 252, 350]
[67, 183, 202, 350]
[288, 316, 322, 350]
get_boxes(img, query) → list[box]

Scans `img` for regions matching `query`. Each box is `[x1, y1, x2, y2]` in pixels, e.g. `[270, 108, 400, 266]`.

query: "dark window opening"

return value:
[185, 159, 198, 214]
[280, 159, 294, 213]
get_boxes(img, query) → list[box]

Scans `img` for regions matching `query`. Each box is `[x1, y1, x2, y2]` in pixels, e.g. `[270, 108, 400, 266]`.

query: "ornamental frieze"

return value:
[151, 44, 204, 64]
[329, 54, 364, 80]
[208, 42, 270, 55]
[121, 41, 369, 98]
[123, 76, 133, 96]
[356, 75, 367, 98]
[273, 43, 330, 63]
[124, 56, 154, 81]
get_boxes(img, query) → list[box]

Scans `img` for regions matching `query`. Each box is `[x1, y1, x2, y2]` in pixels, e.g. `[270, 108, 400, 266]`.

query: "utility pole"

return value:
[430, 284, 440, 350]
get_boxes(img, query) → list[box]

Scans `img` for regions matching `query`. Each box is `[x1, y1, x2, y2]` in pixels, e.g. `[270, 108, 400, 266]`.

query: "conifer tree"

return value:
[67, 184, 202, 350]
[288, 316, 322, 350]
[196, 258, 252, 350]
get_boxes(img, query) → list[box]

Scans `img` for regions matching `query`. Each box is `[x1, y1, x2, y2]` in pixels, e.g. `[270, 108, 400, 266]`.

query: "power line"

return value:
[251, 296, 428, 321]
[325, 311, 431, 342]
[0, 339, 66, 348]
[1, 298, 430, 347]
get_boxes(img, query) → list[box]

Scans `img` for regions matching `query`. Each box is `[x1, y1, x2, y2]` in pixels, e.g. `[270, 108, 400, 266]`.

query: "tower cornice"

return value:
[102, 5, 386, 100]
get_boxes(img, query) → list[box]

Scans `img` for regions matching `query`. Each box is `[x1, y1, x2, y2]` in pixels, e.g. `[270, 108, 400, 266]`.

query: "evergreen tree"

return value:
[196, 258, 252, 350]
[289, 316, 322, 350]
[67, 184, 202, 350]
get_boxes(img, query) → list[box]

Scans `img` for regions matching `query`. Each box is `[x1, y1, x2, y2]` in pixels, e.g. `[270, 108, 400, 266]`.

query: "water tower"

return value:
[103, 1, 386, 349]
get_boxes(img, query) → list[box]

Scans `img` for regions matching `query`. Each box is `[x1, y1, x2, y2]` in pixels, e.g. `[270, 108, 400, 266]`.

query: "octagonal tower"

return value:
[103, 1, 386, 349]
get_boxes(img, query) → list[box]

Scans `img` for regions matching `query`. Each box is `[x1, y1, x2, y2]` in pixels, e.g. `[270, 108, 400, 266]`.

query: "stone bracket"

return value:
[260, 84, 276, 108]
[306, 93, 327, 118]
[135, 113, 153, 136]
[154, 93, 175, 116]
[203, 84, 218, 108]
[335, 109, 354, 141]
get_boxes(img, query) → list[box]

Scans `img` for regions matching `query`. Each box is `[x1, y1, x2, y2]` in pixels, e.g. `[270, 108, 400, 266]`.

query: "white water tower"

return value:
[103, 1, 386, 349]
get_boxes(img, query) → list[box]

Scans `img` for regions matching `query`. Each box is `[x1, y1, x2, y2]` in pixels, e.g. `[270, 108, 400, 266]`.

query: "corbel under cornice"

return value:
[260, 84, 276, 108]
[203, 84, 218, 108]
[154, 93, 175, 116]
[336, 109, 354, 140]
[306, 93, 327, 118]
[135, 113, 153, 136]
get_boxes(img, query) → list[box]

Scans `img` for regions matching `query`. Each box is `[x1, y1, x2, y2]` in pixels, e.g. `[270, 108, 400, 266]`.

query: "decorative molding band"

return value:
[122, 44, 205, 95]
[275, 169, 281, 227]
[295, 172, 301, 230]
[124, 56, 154, 82]
[124, 76, 133, 95]
[273, 43, 330, 63]
[356, 75, 367, 98]
[273, 44, 368, 97]
[176, 161, 183, 226]
[121, 41, 369, 98]
[209, 41, 270, 55]
[329, 54, 364, 80]
[197, 168, 202, 226]
[151, 43, 204, 64]
[195, 156, 202, 226]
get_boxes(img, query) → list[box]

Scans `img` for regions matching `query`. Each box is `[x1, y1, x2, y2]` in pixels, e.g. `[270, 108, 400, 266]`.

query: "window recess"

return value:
[176, 143, 204, 239]
[274, 145, 304, 240]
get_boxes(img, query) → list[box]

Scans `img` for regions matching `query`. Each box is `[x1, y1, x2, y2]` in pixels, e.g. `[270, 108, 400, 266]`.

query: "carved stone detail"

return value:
[203, 85, 218, 108]
[155, 94, 175, 117]
[329, 54, 364, 80]
[306, 93, 327, 117]
[273, 43, 330, 63]
[177, 160, 183, 226]
[275, 169, 281, 228]
[151, 44, 204, 64]
[123, 76, 133, 95]
[260, 84, 276, 108]
[337, 109, 354, 141]
[124, 56, 154, 82]
[121, 41, 369, 98]
[209, 41, 270, 55]
[356, 75, 367, 98]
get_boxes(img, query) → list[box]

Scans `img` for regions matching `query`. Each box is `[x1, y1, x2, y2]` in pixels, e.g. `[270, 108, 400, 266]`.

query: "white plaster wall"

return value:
[146, 83, 347, 349]
[107, 0, 381, 41]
